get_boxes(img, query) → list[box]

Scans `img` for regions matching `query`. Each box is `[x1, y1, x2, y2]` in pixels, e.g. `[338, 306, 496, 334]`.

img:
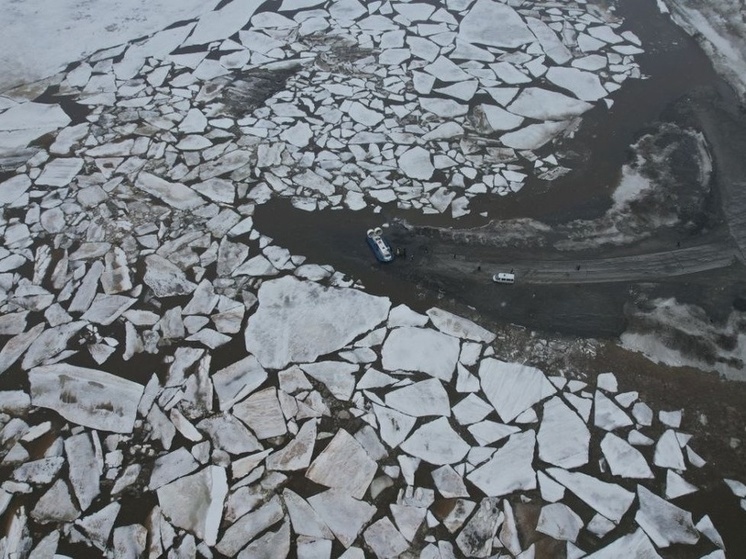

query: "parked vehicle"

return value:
[366, 227, 394, 263]
[492, 272, 515, 284]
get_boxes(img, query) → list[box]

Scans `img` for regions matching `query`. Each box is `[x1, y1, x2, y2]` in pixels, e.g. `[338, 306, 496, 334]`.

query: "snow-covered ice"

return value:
[382, 327, 460, 381]
[29, 364, 143, 433]
[245, 277, 390, 369]
[479, 359, 555, 423]
[537, 396, 590, 468]
[547, 468, 635, 523]
[467, 431, 537, 496]
[635, 485, 699, 547]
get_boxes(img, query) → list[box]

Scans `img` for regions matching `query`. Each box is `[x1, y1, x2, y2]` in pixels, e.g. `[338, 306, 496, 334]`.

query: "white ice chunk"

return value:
[382, 327, 459, 381]
[306, 429, 377, 499]
[479, 358, 555, 423]
[373, 404, 416, 449]
[364, 517, 409, 559]
[456, 497, 502, 557]
[135, 172, 204, 210]
[468, 420, 520, 446]
[600, 433, 653, 478]
[432, 465, 469, 498]
[500, 121, 569, 150]
[0, 103, 71, 151]
[31, 478, 79, 523]
[192, 178, 235, 205]
[538, 471, 565, 503]
[157, 465, 227, 547]
[594, 390, 633, 431]
[419, 97, 468, 117]
[475, 104, 524, 132]
[401, 417, 470, 465]
[537, 396, 589, 468]
[267, 419, 317, 471]
[587, 25, 624, 45]
[308, 490, 376, 549]
[183, 0, 263, 47]
[584, 529, 661, 559]
[426, 308, 495, 343]
[283, 488, 334, 539]
[388, 304, 429, 328]
[245, 276, 390, 370]
[508, 88, 593, 121]
[399, 146, 434, 180]
[526, 17, 571, 64]
[491, 62, 531, 84]
[696, 515, 724, 549]
[216, 495, 284, 557]
[459, 0, 535, 48]
[237, 521, 290, 559]
[143, 255, 196, 298]
[546, 67, 608, 102]
[76, 502, 120, 550]
[233, 387, 287, 439]
[64, 432, 100, 511]
[547, 468, 635, 523]
[665, 470, 697, 499]
[423, 57, 471, 82]
[35, 158, 83, 187]
[659, 410, 682, 428]
[654, 429, 686, 470]
[467, 431, 536, 496]
[635, 485, 698, 547]
[347, 102, 385, 127]
[385, 378, 451, 417]
[537, 503, 583, 542]
[30, 364, 143, 433]
[197, 415, 262, 455]
[212, 355, 267, 411]
[301, 361, 358, 401]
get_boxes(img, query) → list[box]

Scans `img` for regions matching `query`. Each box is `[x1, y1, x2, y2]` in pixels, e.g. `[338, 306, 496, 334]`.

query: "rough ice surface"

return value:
[584, 529, 662, 559]
[547, 468, 635, 523]
[479, 359, 555, 423]
[537, 396, 590, 468]
[401, 418, 470, 465]
[635, 485, 699, 547]
[467, 431, 537, 496]
[157, 466, 228, 546]
[306, 429, 377, 499]
[29, 364, 143, 433]
[600, 433, 654, 479]
[537, 503, 583, 542]
[459, 0, 535, 48]
[385, 378, 451, 417]
[382, 326, 460, 381]
[508, 88, 594, 121]
[426, 308, 496, 343]
[245, 276, 390, 369]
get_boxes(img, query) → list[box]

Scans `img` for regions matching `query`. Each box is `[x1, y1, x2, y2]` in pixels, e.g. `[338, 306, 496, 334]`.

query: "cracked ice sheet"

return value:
[29, 364, 143, 433]
[547, 468, 635, 523]
[467, 430, 537, 496]
[0, 0, 220, 92]
[244, 276, 390, 370]
[381, 326, 460, 381]
[479, 358, 555, 423]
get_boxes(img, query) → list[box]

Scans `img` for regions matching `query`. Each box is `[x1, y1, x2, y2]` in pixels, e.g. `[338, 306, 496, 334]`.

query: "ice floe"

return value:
[0, 1, 728, 557]
[245, 276, 390, 369]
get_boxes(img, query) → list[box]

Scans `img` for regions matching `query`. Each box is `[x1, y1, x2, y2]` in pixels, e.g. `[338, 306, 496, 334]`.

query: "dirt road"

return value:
[424, 241, 740, 285]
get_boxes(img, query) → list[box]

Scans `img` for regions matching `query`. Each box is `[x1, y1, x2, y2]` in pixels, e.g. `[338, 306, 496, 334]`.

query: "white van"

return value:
[492, 272, 515, 284]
